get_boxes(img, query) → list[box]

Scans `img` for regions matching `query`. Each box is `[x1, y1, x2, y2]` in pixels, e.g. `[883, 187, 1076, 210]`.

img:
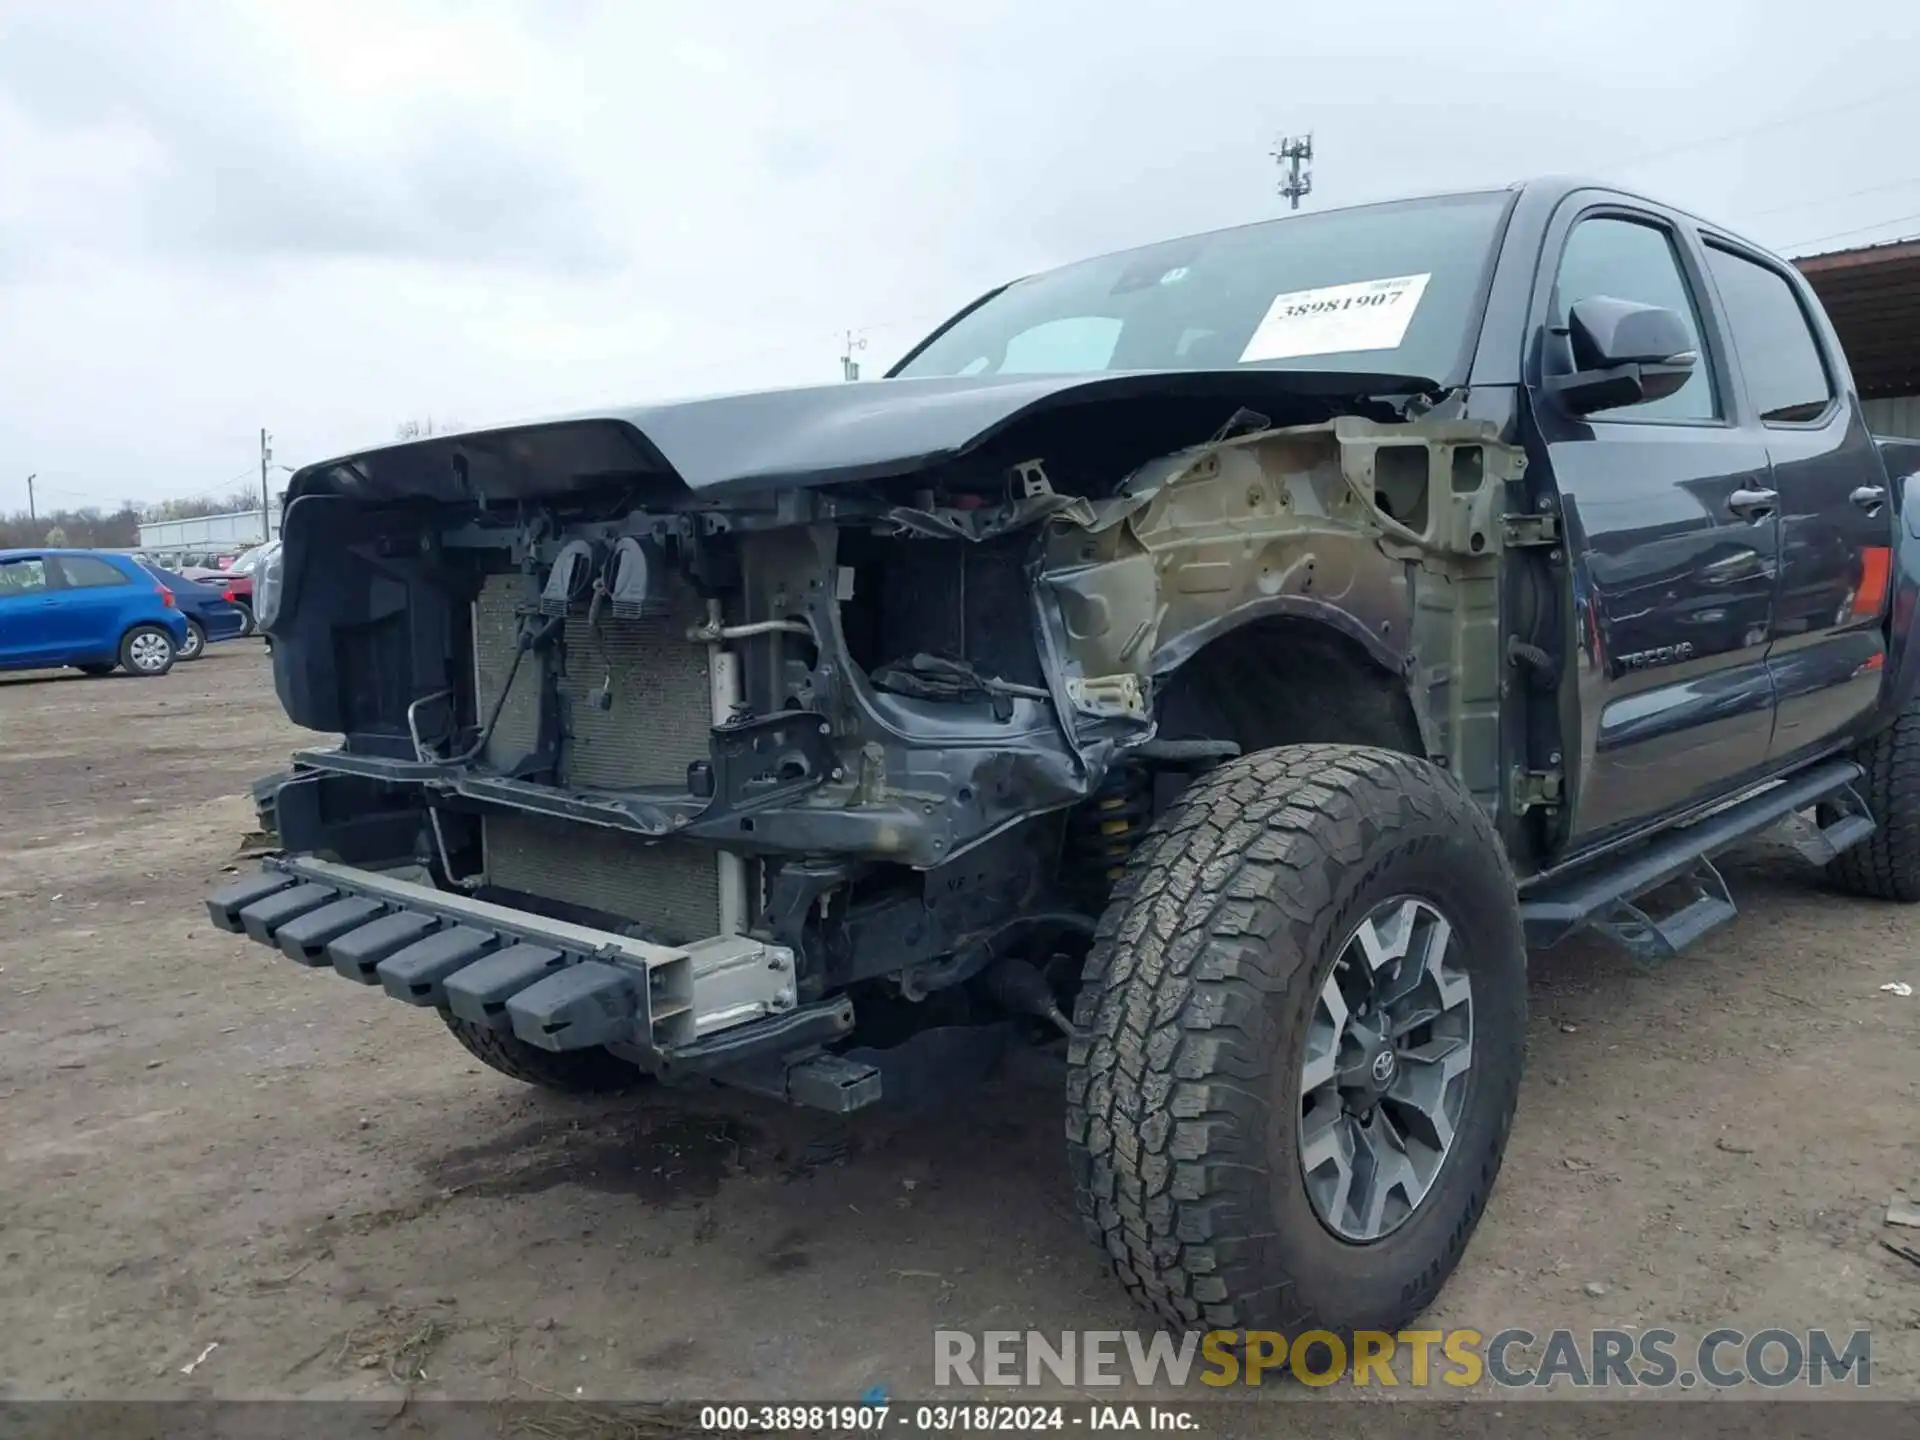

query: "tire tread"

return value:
[1065, 744, 1522, 1333]
[440, 1012, 649, 1094]
[1827, 699, 1920, 902]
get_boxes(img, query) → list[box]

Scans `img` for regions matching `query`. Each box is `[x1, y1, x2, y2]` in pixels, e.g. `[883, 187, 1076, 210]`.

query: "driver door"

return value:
[0, 555, 58, 667]
[1528, 200, 1781, 841]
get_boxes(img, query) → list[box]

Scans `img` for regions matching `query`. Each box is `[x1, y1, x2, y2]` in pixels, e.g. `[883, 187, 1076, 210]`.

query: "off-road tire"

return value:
[117, 625, 176, 677]
[440, 1011, 651, 1095]
[1066, 744, 1527, 1337]
[1827, 700, 1920, 901]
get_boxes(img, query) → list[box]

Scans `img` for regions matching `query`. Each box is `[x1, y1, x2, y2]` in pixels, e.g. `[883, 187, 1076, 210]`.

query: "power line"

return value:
[1732, 174, 1920, 223]
[1779, 209, 1920, 252]
[1613, 79, 1912, 174]
[173, 466, 261, 504]
[29, 483, 125, 506]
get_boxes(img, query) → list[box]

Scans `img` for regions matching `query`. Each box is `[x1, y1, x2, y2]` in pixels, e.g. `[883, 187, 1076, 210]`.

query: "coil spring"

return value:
[1070, 760, 1153, 888]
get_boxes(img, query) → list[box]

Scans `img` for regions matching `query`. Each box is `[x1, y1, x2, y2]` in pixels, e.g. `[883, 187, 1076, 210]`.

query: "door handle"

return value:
[1726, 487, 1778, 522]
[1851, 484, 1887, 515]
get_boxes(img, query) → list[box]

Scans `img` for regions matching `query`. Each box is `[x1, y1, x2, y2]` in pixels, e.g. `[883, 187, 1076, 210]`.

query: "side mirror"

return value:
[1548, 296, 1698, 414]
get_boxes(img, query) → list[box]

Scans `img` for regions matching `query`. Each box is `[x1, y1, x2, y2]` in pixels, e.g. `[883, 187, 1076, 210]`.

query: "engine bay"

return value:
[253, 387, 1524, 1079]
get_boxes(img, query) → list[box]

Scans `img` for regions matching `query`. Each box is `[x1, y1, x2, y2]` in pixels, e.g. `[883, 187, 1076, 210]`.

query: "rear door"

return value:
[45, 554, 139, 660]
[1696, 239, 1893, 762]
[0, 556, 58, 666]
[1527, 199, 1781, 841]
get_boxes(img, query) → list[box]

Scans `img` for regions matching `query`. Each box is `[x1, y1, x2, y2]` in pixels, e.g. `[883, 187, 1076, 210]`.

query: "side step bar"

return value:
[1520, 759, 1869, 960]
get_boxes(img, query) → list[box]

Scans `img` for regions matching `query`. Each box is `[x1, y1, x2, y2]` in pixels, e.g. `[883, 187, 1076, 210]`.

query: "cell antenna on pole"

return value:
[1273, 132, 1314, 210]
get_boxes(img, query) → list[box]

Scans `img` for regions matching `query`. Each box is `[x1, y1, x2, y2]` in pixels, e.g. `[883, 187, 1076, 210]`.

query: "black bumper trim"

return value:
[207, 859, 840, 1087]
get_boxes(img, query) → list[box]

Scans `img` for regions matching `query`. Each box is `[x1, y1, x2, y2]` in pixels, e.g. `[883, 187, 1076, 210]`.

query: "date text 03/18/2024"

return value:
[697, 1405, 1196, 1432]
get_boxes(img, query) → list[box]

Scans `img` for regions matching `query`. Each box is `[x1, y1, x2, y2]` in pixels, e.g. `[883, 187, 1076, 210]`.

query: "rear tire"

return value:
[1827, 700, 1920, 901]
[1066, 744, 1526, 1337]
[179, 619, 206, 661]
[234, 603, 255, 637]
[440, 1012, 652, 1095]
[118, 625, 176, 677]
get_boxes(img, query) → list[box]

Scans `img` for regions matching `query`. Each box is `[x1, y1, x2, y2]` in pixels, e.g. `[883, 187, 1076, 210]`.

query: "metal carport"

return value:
[1796, 238, 1920, 435]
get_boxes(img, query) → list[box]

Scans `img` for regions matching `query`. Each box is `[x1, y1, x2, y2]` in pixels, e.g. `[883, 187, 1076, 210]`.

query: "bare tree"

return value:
[0, 477, 306, 551]
[141, 487, 260, 523]
[395, 416, 460, 441]
[0, 504, 140, 550]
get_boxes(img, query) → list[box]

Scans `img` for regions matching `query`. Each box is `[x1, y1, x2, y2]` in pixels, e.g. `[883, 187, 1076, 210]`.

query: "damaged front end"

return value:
[214, 375, 1523, 1109]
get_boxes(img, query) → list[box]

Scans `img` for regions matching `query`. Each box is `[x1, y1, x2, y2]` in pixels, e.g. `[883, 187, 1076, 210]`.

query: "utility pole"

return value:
[25, 473, 35, 524]
[1273, 132, 1314, 210]
[259, 428, 272, 541]
[838, 329, 867, 382]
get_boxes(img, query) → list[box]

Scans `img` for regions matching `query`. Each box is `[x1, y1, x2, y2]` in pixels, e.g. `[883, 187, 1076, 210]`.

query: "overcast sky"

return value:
[1, 0, 1914, 515]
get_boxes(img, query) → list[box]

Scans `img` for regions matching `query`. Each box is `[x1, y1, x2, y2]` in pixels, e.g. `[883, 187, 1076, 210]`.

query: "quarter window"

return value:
[1703, 245, 1835, 423]
[54, 555, 129, 589]
[1552, 217, 1717, 422]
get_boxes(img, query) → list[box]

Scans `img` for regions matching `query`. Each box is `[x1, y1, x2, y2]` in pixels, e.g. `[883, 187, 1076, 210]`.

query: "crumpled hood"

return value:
[285, 366, 1435, 505]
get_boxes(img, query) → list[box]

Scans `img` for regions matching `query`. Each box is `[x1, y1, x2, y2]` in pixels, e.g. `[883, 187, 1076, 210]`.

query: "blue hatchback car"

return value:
[137, 562, 249, 661]
[0, 549, 191, 678]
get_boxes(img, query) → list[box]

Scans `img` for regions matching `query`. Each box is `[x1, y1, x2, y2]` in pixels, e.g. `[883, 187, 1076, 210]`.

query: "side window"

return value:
[0, 558, 48, 596]
[1553, 217, 1717, 421]
[1703, 245, 1835, 423]
[54, 555, 129, 589]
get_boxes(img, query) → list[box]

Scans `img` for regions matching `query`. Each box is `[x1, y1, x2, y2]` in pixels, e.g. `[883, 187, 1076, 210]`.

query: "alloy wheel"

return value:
[1298, 895, 1474, 1243]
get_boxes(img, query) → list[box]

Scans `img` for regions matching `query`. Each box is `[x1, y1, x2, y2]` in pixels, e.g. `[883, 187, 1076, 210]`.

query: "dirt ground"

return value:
[2, 644, 1917, 1410]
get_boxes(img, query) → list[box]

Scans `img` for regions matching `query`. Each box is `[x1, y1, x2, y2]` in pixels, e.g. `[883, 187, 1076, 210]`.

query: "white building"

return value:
[137, 507, 271, 556]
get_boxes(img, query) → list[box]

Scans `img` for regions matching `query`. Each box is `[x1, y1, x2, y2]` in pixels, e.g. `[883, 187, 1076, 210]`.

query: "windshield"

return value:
[894, 191, 1511, 385]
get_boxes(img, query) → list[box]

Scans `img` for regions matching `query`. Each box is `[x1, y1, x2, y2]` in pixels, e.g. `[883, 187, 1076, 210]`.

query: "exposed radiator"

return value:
[473, 572, 711, 786]
[471, 573, 725, 941]
[482, 812, 721, 946]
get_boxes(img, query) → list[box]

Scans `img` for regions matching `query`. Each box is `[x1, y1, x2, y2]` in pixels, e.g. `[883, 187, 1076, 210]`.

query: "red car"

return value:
[220, 573, 254, 633]
[213, 542, 278, 635]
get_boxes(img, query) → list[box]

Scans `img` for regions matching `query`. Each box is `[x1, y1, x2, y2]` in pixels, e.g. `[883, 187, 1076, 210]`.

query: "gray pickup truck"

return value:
[210, 176, 1920, 1339]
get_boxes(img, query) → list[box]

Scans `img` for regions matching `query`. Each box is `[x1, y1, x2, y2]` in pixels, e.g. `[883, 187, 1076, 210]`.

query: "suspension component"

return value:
[1068, 759, 1153, 894]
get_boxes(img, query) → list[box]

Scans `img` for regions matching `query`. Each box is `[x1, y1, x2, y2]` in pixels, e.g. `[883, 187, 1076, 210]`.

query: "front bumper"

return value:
[207, 856, 813, 1060]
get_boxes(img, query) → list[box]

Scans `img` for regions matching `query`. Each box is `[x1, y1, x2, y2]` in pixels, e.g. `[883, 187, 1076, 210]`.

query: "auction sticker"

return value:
[1239, 272, 1431, 361]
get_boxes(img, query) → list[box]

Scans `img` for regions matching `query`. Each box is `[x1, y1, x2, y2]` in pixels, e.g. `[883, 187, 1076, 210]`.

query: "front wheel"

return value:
[178, 619, 206, 661]
[1067, 744, 1527, 1337]
[118, 625, 176, 678]
[440, 1012, 652, 1095]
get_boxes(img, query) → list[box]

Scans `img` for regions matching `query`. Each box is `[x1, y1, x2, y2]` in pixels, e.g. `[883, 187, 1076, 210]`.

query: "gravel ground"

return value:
[1, 644, 1916, 1412]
